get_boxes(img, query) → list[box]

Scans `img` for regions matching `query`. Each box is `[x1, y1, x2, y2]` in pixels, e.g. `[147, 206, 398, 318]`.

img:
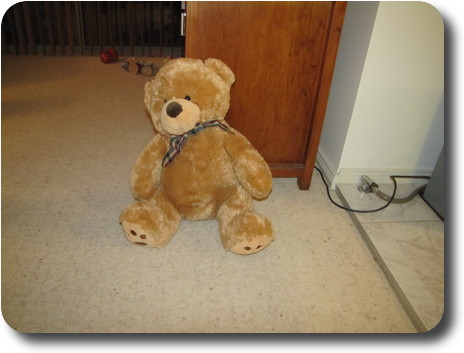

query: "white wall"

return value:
[318, 1, 380, 182]
[318, 1, 444, 185]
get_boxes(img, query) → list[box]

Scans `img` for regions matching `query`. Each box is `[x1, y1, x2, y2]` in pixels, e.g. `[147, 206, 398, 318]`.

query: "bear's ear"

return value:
[205, 58, 235, 87]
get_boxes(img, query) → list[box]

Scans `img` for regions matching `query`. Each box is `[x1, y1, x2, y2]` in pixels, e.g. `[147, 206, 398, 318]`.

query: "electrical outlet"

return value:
[357, 175, 378, 194]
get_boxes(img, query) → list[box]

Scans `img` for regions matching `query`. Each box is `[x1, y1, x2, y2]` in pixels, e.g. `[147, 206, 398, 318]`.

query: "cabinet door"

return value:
[186, 1, 346, 189]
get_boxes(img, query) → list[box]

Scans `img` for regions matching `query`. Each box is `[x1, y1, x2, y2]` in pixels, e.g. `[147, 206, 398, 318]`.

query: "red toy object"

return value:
[107, 48, 118, 61]
[100, 48, 119, 63]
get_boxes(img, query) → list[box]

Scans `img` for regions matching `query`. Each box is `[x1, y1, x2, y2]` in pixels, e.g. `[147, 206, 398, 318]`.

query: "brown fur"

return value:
[120, 58, 274, 255]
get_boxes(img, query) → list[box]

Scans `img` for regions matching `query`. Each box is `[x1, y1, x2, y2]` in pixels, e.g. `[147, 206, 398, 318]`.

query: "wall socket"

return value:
[357, 175, 378, 193]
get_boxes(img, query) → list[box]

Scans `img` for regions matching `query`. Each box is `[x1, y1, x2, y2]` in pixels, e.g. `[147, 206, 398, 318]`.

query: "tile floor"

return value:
[336, 182, 444, 332]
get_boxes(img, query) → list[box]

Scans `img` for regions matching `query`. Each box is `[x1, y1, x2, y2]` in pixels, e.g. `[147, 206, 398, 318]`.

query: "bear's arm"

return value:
[131, 134, 167, 200]
[223, 130, 272, 199]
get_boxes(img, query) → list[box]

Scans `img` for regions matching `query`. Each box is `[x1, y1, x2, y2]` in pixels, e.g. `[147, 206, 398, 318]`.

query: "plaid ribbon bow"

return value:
[162, 119, 234, 167]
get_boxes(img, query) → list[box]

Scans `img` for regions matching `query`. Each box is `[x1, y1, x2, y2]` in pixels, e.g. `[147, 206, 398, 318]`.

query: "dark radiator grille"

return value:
[1, 1, 184, 58]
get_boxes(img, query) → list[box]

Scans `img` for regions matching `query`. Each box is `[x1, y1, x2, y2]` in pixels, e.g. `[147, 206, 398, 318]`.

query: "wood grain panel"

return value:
[186, 1, 346, 189]
[298, 2, 347, 189]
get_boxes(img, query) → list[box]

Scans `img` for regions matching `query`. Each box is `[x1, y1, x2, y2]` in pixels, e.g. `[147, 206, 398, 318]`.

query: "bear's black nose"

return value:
[166, 102, 183, 118]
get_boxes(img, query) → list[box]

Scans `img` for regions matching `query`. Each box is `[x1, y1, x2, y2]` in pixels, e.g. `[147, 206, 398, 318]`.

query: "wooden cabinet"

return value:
[186, 1, 346, 189]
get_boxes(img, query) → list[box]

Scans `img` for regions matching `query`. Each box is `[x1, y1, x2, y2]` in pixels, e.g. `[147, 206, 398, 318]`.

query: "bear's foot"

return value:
[122, 222, 153, 247]
[229, 233, 273, 255]
[120, 200, 181, 248]
[223, 213, 274, 255]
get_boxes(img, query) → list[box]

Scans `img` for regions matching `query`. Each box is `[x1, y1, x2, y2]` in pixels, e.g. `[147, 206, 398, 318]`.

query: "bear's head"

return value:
[144, 58, 235, 136]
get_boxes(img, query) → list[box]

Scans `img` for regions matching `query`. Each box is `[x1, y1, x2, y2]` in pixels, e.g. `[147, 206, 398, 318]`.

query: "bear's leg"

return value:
[217, 186, 274, 255]
[120, 191, 181, 248]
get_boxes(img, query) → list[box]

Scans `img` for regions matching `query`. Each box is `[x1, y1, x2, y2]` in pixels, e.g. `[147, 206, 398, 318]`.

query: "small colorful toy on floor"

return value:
[121, 58, 156, 77]
[100, 48, 119, 64]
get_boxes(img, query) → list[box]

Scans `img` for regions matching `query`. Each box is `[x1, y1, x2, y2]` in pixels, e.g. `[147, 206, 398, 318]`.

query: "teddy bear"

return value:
[119, 58, 274, 255]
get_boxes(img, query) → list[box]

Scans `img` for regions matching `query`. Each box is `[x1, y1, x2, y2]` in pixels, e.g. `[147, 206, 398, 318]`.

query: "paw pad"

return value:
[129, 229, 147, 245]
[230, 234, 273, 255]
[244, 245, 262, 251]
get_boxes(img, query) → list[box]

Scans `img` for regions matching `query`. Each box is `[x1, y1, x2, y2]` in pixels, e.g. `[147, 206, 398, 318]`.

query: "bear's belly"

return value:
[160, 134, 237, 220]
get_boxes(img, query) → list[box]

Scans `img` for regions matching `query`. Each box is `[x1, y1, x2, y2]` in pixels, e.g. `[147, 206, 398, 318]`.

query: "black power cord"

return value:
[314, 166, 430, 213]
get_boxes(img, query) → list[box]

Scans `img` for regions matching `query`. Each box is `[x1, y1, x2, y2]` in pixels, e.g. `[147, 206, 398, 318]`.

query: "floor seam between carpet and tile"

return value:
[335, 185, 442, 332]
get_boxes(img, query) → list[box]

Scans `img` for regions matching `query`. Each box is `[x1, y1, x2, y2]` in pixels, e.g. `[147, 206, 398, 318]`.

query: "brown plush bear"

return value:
[120, 58, 274, 255]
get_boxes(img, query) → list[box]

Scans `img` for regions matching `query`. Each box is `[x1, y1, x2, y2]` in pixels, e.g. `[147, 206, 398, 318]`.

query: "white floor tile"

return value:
[337, 183, 441, 223]
[362, 221, 444, 331]
[336, 183, 444, 332]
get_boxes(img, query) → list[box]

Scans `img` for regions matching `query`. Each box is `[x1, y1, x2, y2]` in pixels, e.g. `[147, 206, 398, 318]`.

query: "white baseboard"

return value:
[336, 168, 433, 185]
[315, 150, 337, 189]
[316, 150, 433, 188]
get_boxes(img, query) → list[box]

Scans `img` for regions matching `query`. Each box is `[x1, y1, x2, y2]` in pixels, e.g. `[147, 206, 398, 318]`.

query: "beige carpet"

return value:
[1, 55, 415, 333]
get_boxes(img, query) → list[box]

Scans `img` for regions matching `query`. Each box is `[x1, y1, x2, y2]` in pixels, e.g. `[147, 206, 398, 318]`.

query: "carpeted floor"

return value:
[1, 55, 416, 333]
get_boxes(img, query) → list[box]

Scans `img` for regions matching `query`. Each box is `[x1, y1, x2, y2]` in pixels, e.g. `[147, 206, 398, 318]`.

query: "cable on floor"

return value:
[314, 166, 430, 213]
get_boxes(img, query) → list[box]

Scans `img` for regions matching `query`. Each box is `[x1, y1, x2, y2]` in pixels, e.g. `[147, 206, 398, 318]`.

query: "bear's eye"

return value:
[164, 99, 167, 103]
[184, 95, 191, 101]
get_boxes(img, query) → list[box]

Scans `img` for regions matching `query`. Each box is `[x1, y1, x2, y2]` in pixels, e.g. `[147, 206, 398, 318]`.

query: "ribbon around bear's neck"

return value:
[162, 119, 234, 167]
